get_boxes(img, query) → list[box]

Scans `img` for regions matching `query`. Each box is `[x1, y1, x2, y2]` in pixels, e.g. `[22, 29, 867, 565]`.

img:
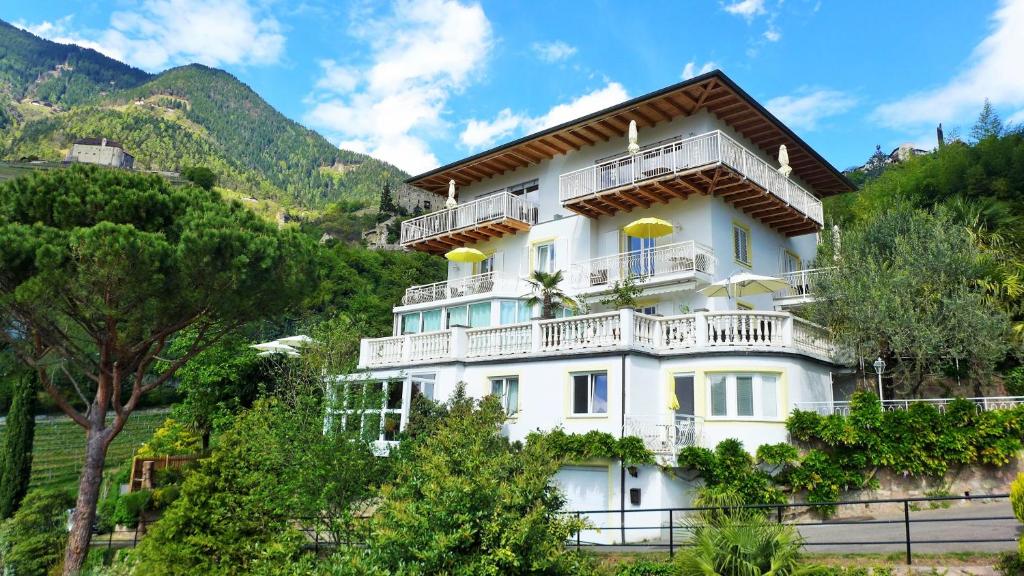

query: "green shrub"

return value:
[113, 490, 151, 526]
[755, 443, 799, 466]
[530, 429, 656, 466]
[677, 440, 784, 507]
[1006, 367, 1024, 396]
[997, 551, 1024, 576]
[1012, 473, 1024, 523]
[0, 489, 74, 576]
[615, 558, 676, 575]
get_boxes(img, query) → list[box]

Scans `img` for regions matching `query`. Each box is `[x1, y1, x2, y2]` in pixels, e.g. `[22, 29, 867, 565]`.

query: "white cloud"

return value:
[765, 89, 857, 131]
[682, 61, 716, 80]
[15, 0, 284, 71]
[532, 41, 577, 62]
[723, 0, 766, 20]
[458, 82, 629, 150]
[763, 28, 781, 42]
[872, 0, 1024, 130]
[305, 0, 493, 174]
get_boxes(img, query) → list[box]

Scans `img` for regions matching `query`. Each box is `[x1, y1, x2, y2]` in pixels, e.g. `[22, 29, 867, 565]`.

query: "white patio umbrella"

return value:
[701, 272, 790, 306]
[627, 120, 640, 155]
[276, 335, 313, 347]
[777, 144, 792, 178]
[251, 341, 299, 355]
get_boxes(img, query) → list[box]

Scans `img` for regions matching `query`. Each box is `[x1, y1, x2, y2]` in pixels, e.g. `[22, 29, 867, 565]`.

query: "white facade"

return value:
[338, 74, 850, 542]
[66, 138, 135, 169]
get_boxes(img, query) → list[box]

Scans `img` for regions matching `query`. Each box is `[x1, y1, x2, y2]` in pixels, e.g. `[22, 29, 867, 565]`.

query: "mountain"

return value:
[0, 19, 405, 209]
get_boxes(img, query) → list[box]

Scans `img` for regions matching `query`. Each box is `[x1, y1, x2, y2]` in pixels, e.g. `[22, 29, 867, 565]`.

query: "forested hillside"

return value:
[0, 19, 406, 209]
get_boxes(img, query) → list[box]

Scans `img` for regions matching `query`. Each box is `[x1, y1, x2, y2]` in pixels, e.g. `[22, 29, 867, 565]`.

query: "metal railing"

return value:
[774, 267, 835, 301]
[558, 130, 823, 226]
[796, 396, 1024, 416]
[563, 493, 1016, 565]
[400, 191, 539, 245]
[569, 241, 716, 289]
[358, 309, 835, 367]
[624, 414, 703, 454]
[401, 272, 513, 305]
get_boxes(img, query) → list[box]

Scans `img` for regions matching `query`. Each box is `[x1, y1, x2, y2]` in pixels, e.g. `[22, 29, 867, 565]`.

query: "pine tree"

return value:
[0, 372, 36, 520]
[970, 98, 1003, 142]
[379, 180, 397, 215]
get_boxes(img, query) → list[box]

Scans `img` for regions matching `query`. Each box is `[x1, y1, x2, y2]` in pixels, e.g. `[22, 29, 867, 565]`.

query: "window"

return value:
[422, 309, 442, 332]
[554, 305, 575, 318]
[411, 374, 435, 403]
[507, 179, 539, 196]
[500, 300, 532, 325]
[626, 235, 656, 277]
[490, 377, 519, 415]
[401, 312, 421, 335]
[706, 373, 780, 419]
[782, 250, 801, 274]
[477, 254, 495, 275]
[635, 305, 657, 315]
[733, 223, 752, 266]
[337, 380, 404, 442]
[423, 200, 431, 210]
[535, 242, 555, 273]
[571, 372, 608, 415]
[448, 303, 491, 328]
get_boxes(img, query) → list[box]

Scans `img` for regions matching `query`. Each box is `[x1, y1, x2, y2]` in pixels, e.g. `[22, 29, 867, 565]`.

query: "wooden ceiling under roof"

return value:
[407, 71, 854, 199]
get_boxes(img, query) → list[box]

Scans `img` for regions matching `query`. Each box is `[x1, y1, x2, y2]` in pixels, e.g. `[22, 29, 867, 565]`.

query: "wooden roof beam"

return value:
[526, 140, 562, 157]
[581, 124, 612, 142]
[601, 116, 629, 133]
[601, 193, 634, 212]
[644, 102, 673, 122]
[553, 133, 587, 150]
[568, 129, 596, 146]
[538, 136, 570, 154]
[624, 108, 657, 128]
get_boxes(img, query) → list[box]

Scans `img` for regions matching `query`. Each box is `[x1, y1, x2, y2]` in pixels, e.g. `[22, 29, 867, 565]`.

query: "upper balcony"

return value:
[400, 271, 517, 306]
[569, 240, 716, 293]
[558, 130, 824, 236]
[773, 267, 834, 309]
[358, 309, 835, 369]
[400, 191, 539, 254]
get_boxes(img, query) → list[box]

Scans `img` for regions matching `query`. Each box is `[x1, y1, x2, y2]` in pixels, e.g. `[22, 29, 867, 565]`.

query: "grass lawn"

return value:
[592, 551, 1004, 570]
[0, 409, 169, 492]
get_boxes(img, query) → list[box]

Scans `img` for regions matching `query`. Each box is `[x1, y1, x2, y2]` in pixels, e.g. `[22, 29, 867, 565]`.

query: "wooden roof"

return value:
[407, 70, 854, 197]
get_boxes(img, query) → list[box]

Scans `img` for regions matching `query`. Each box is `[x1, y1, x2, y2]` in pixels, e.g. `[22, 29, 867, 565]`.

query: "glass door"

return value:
[626, 235, 656, 277]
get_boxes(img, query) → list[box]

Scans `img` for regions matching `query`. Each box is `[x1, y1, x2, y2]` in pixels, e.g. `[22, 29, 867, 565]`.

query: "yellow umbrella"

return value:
[445, 247, 487, 263]
[668, 391, 680, 411]
[623, 217, 673, 239]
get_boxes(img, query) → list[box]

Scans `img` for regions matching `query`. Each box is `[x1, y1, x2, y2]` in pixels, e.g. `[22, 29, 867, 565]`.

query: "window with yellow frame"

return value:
[732, 221, 752, 267]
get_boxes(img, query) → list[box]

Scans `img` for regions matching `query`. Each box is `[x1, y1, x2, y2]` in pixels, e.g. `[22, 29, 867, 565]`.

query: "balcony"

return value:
[570, 240, 716, 292]
[401, 272, 517, 306]
[773, 267, 834, 308]
[400, 192, 539, 254]
[358, 309, 835, 368]
[558, 131, 824, 236]
[625, 414, 703, 455]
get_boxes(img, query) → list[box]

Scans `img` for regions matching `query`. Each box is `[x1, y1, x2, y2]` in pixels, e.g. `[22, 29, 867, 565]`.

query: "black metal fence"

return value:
[563, 493, 1019, 565]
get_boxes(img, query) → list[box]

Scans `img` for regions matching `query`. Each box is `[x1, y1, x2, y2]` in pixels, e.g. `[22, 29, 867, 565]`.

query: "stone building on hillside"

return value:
[65, 138, 135, 169]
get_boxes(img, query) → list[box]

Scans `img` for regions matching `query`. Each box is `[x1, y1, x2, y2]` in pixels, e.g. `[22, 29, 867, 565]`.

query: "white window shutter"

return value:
[555, 238, 569, 273]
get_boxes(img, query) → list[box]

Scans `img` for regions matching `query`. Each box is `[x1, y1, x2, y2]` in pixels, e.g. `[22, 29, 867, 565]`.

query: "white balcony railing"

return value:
[402, 272, 515, 305]
[359, 309, 835, 368]
[400, 191, 539, 245]
[558, 130, 823, 226]
[795, 396, 1024, 416]
[774, 267, 835, 301]
[570, 241, 716, 289]
[625, 414, 704, 454]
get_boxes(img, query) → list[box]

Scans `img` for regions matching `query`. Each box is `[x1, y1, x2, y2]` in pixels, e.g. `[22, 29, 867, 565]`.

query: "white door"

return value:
[554, 466, 608, 513]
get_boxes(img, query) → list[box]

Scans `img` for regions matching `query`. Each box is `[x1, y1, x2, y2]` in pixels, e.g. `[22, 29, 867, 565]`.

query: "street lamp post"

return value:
[872, 357, 886, 401]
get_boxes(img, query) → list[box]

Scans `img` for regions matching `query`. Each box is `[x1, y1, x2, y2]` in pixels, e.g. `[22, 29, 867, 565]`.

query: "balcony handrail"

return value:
[557, 130, 823, 226]
[775, 267, 836, 299]
[624, 414, 704, 453]
[795, 396, 1024, 416]
[570, 240, 717, 288]
[401, 271, 513, 305]
[400, 191, 539, 245]
[359, 309, 836, 368]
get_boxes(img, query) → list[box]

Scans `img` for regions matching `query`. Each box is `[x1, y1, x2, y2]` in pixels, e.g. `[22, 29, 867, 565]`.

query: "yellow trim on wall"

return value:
[528, 236, 558, 274]
[731, 220, 753, 268]
[563, 365, 614, 420]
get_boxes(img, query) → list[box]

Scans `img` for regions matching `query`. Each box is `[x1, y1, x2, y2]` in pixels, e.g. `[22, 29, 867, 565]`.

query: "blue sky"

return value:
[7, 0, 1024, 176]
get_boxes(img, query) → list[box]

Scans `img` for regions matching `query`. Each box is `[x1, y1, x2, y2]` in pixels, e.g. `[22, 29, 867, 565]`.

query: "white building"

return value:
[65, 137, 135, 169]
[338, 70, 855, 541]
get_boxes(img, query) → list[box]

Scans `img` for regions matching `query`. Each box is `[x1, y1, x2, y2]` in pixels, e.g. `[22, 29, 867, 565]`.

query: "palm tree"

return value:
[524, 270, 576, 320]
[675, 490, 826, 576]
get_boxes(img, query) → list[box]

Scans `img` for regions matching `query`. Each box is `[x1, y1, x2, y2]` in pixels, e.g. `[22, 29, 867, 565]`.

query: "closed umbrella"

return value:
[627, 120, 640, 155]
[778, 144, 792, 177]
[445, 247, 487, 263]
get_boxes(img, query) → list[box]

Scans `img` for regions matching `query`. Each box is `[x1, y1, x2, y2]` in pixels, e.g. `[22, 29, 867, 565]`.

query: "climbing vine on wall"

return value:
[527, 430, 656, 466]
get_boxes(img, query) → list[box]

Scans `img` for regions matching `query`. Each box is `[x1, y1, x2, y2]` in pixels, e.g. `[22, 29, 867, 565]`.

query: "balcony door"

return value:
[673, 374, 695, 417]
[626, 235, 656, 277]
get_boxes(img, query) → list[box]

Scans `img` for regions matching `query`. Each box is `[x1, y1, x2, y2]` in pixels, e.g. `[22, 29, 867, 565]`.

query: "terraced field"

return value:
[0, 409, 169, 492]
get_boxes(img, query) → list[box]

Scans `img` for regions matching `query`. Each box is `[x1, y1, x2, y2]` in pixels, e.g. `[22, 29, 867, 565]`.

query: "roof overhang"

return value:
[407, 70, 855, 197]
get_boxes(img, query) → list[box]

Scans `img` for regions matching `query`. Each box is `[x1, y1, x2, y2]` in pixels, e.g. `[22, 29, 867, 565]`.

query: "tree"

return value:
[0, 372, 35, 520]
[599, 275, 644, 310]
[971, 98, 1003, 142]
[352, 392, 586, 575]
[378, 180, 397, 217]
[180, 166, 217, 190]
[0, 489, 75, 576]
[0, 165, 316, 574]
[811, 206, 1015, 397]
[524, 270, 576, 320]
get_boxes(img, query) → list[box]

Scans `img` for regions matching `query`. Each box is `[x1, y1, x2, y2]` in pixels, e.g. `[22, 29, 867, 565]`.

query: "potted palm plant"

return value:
[524, 270, 577, 319]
